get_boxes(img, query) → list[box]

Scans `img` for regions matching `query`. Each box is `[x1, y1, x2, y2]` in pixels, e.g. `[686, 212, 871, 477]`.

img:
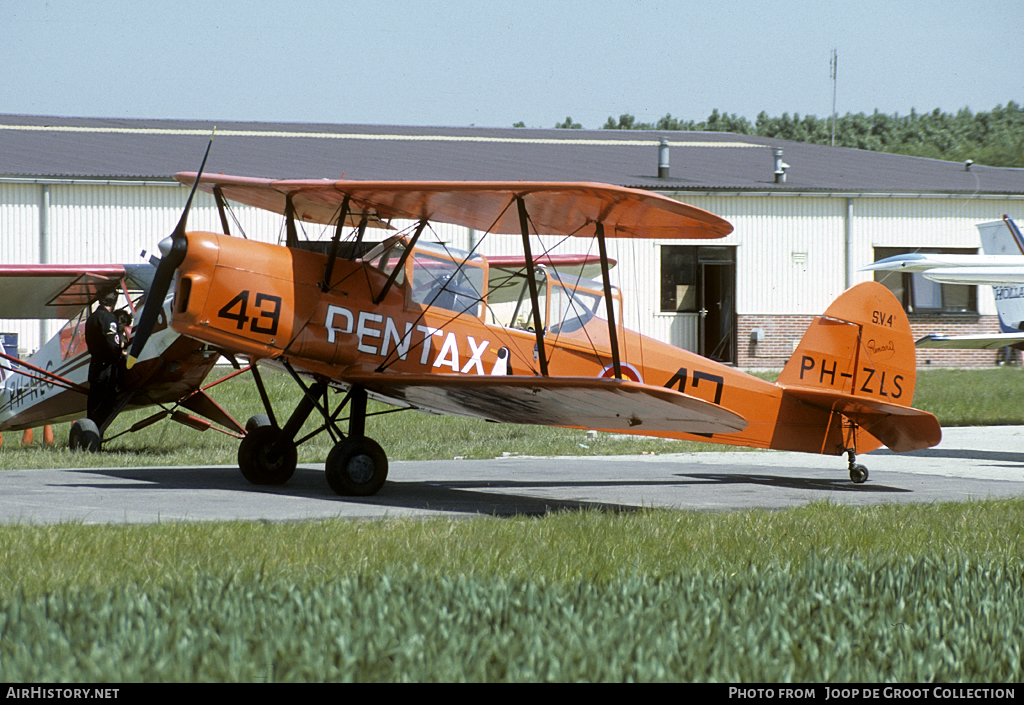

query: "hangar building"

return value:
[2, 114, 1022, 367]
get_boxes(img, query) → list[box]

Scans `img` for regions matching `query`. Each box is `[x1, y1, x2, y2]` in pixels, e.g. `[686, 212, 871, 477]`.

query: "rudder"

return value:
[777, 281, 940, 454]
[779, 281, 918, 405]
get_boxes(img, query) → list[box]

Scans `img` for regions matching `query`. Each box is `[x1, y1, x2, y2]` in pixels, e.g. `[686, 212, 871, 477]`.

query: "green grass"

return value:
[4, 367, 1024, 469]
[914, 367, 1024, 425]
[1, 501, 1022, 681]
[2, 500, 1022, 596]
[3, 367, 1024, 681]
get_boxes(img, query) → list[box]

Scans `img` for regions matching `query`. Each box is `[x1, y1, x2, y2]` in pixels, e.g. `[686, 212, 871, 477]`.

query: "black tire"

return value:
[850, 464, 869, 484]
[325, 438, 388, 496]
[68, 419, 102, 452]
[245, 414, 272, 433]
[238, 424, 297, 486]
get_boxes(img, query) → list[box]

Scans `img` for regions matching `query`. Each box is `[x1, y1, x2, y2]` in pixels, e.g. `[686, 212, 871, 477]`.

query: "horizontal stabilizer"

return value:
[783, 387, 941, 453]
[343, 373, 748, 435]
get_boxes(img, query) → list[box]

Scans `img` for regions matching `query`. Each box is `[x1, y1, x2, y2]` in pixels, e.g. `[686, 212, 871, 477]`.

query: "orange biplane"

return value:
[124, 147, 942, 496]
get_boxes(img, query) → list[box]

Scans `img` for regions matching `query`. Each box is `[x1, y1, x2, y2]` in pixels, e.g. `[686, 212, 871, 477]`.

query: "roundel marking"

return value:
[599, 363, 643, 383]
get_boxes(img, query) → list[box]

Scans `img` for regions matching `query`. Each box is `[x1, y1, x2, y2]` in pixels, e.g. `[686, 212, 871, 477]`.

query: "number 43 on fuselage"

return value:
[127, 173, 940, 497]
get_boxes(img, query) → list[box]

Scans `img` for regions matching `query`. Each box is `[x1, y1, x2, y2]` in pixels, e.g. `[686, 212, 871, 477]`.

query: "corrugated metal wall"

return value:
[0, 182, 292, 351]
[2, 181, 1021, 358]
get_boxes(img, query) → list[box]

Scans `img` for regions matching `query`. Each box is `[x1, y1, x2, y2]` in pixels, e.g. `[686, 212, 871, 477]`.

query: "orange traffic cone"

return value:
[0, 431, 4, 448]
[43, 425, 55, 446]
[22, 428, 33, 445]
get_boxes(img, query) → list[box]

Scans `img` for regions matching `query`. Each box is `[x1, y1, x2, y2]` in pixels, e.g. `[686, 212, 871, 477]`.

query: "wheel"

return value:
[325, 437, 388, 496]
[68, 419, 102, 452]
[238, 424, 297, 486]
[850, 463, 869, 484]
[245, 414, 272, 433]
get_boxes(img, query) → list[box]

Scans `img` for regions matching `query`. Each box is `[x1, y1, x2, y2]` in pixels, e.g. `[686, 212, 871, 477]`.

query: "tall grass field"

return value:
[1, 368, 1023, 681]
[0, 502, 1022, 681]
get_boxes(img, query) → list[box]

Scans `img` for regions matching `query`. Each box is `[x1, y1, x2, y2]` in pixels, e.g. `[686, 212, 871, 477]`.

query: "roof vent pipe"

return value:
[658, 138, 670, 178]
[772, 148, 789, 184]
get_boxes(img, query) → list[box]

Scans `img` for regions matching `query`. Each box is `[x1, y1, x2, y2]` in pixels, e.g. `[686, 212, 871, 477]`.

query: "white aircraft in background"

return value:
[862, 215, 1024, 349]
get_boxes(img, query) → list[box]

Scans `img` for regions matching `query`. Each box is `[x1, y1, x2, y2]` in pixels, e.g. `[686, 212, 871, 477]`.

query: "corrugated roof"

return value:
[1, 114, 1022, 195]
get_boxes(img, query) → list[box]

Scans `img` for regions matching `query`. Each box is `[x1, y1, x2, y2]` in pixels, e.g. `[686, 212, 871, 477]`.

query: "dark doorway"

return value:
[698, 252, 736, 364]
[660, 244, 736, 362]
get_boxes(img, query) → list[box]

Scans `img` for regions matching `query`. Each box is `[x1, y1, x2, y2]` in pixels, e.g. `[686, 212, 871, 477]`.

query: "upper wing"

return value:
[0, 265, 128, 319]
[176, 173, 733, 240]
[343, 373, 748, 435]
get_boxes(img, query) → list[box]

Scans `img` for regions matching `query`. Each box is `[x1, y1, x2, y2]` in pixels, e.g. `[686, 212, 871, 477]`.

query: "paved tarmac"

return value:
[1, 426, 1023, 524]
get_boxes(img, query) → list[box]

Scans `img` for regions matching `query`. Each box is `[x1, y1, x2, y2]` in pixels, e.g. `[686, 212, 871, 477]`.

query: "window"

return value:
[408, 244, 486, 317]
[660, 245, 735, 313]
[873, 247, 977, 314]
[660, 246, 697, 312]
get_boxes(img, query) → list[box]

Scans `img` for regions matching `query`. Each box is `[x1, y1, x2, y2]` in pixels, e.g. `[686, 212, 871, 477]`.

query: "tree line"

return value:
[515, 102, 1024, 167]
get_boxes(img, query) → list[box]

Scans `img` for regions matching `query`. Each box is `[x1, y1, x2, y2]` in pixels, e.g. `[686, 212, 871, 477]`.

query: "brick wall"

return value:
[737, 314, 1011, 369]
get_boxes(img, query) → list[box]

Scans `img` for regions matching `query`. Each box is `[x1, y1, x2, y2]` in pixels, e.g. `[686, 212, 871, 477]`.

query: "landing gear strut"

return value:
[842, 417, 869, 484]
[323, 387, 389, 496]
[239, 364, 388, 496]
[846, 448, 869, 484]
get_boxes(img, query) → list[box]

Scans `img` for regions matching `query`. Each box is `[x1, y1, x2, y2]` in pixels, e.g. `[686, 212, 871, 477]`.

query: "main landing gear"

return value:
[239, 366, 389, 496]
[68, 418, 103, 452]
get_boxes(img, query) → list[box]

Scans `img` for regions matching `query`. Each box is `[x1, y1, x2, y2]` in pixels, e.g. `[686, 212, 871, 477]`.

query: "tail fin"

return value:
[978, 216, 1024, 333]
[977, 215, 1024, 256]
[777, 281, 941, 454]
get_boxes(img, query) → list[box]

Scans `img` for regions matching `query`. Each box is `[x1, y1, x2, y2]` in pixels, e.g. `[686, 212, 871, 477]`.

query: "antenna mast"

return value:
[830, 49, 838, 146]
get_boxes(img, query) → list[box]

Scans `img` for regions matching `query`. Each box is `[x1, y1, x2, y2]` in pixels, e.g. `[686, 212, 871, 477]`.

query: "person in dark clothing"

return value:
[85, 288, 125, 429]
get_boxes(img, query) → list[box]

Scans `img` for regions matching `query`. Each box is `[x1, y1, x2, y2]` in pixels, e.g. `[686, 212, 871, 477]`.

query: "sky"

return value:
[4, 0, 1022, 130]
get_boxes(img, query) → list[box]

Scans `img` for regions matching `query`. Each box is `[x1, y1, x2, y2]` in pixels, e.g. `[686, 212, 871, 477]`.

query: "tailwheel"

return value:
[325, 437, 388, 497]
[238, 422, 297, 486]
[69, 418, 103, 452]
[846, 448, 868, 484]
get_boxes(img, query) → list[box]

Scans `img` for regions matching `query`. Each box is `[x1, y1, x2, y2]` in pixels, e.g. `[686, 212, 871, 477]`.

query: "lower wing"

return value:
[343, 373, 748, 436]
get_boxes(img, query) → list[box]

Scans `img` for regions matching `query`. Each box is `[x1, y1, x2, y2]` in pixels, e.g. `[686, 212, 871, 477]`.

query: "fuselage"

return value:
[168, 231, 849, 454]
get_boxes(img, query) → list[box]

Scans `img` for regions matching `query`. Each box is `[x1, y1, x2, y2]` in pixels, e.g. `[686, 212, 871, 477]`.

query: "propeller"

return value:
[126, 128, 216, 370]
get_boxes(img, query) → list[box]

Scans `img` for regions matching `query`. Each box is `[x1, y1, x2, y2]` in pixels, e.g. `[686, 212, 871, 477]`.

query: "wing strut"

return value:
[595, 222, 622, 379]
[320, 194, 351, 292]
[285, 194, 299, 248]
[212, 186, 231, 236]
[374, 219, 428, 305]
[516, 195, 549, 376]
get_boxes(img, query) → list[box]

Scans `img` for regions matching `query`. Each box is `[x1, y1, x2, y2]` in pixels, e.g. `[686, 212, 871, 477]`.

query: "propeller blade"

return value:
[127, 128, 216, 369]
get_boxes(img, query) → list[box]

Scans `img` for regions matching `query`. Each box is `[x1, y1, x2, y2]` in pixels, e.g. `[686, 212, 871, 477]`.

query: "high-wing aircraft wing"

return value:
[860, 253, 1024, 274]
[920, 267, 1024, 285]
[344, 374, 748, 435]
[0, 265, 145, 319]
[862, 217, 1024, 350]
[175, 173, 734, 239]
[916, 332, 1024, 349]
